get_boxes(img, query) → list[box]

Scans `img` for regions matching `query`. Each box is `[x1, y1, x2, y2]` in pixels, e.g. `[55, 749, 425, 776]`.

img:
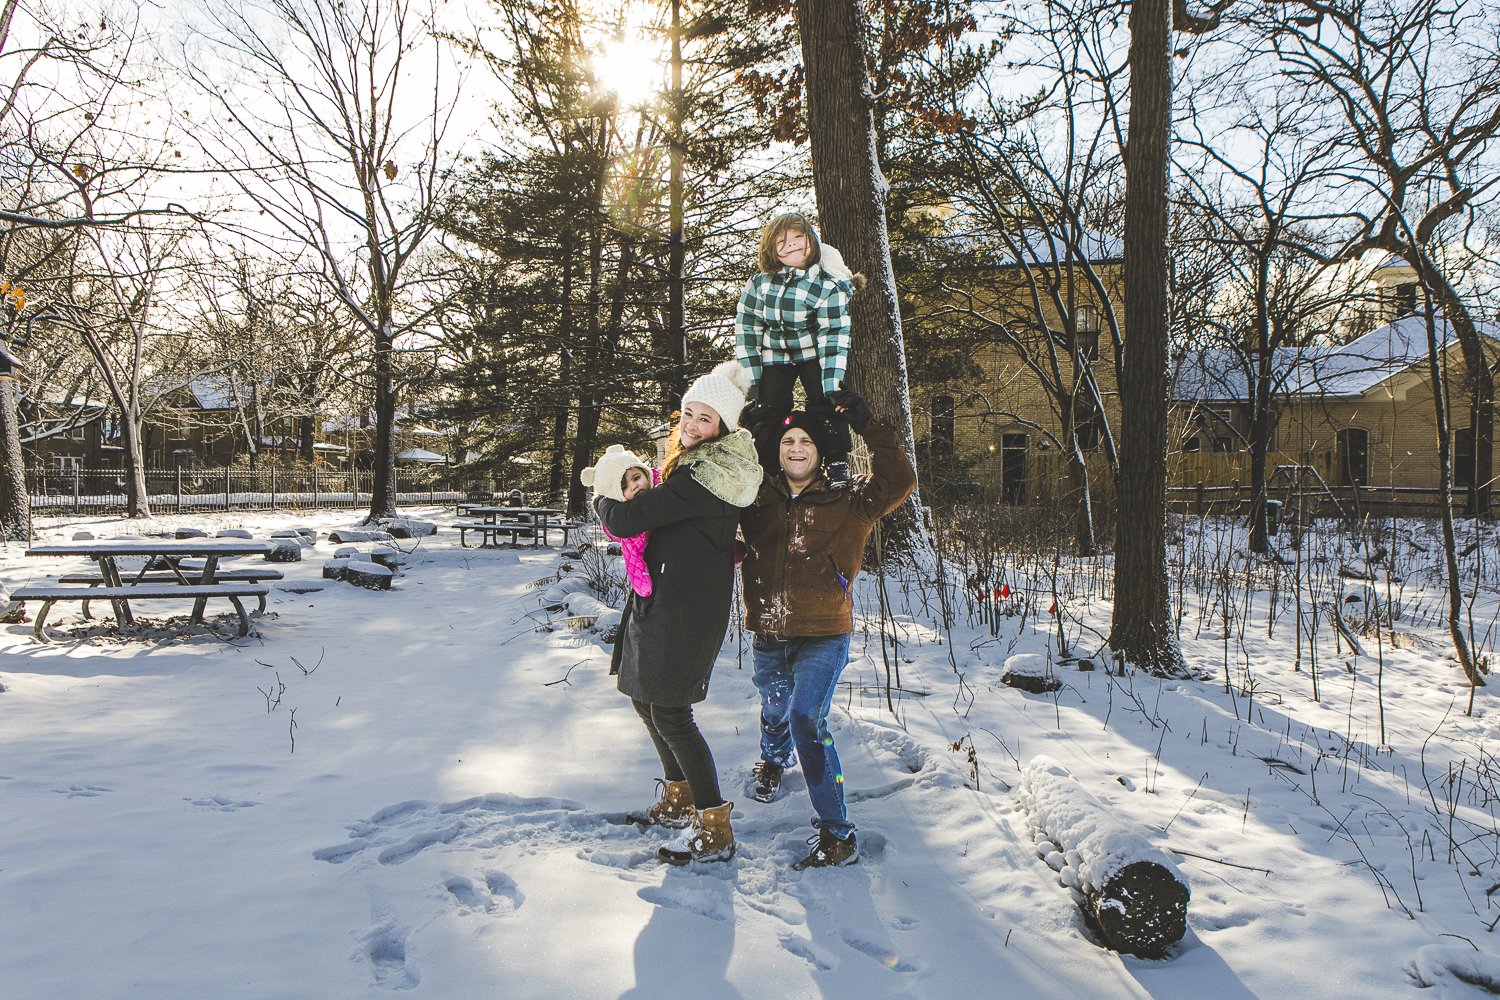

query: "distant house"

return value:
[1171, 309, 1500, 501]
[908, 226, 1123, 503]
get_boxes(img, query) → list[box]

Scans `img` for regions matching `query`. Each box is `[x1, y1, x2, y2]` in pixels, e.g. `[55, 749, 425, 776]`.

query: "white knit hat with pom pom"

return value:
[682, 360, 752, 429]
[580, 444, 651, 502]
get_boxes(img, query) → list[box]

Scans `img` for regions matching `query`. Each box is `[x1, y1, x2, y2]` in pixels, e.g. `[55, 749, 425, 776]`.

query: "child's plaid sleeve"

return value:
[734, 277, 765, 390]
[816, 281, 852, 394]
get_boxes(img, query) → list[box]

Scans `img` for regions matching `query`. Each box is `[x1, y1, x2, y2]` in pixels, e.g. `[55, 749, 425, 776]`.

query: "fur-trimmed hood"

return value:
[675, 428, 764, 508]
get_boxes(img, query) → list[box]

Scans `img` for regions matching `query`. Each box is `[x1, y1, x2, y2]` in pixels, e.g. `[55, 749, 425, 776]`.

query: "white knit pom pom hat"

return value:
[681, 359, 752, 430]
[580, 444, 651, 502]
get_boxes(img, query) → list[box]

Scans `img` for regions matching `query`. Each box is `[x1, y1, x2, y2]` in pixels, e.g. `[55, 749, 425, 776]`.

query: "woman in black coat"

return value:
[593, 361, 762, 865]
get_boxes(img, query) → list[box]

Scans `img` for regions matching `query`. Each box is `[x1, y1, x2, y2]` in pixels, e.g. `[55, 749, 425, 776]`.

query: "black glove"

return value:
[826, 385, 873, 433]
[738, 397, 769, 432]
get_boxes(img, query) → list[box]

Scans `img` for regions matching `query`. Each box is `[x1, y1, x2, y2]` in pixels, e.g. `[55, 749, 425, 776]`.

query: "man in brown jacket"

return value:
[739, 389, 916, 868]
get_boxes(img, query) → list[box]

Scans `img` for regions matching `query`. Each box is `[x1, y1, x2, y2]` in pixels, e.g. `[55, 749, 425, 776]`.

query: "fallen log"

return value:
[1019, 755, 1190, 959]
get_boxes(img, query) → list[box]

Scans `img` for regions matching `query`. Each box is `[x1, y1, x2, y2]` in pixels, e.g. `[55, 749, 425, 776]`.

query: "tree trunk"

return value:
[121, 410, 151, 519]
[1408, 250, 1493, 518]
[365, 317, 399, 522]
[1111, 0, 1187, 677]
[795, 0, 926, 552]
[1422, 302, 1484, 690]
[0, 371, 31, 541]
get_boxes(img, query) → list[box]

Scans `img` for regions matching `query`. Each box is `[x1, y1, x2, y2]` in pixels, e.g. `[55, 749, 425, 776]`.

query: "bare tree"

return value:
[0, 0, 191, 536]
[793, 0, 925, 549]
[39, 224, 214, 517]
[1263, 0, 1500, 517]
[184, 0, 466, 522]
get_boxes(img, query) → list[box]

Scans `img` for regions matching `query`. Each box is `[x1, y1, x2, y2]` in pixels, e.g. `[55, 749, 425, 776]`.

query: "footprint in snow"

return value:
[185, 795, 258, 811]
[842, 929, 920, 973]
[778, 932, 836, 971]
[361, 894, 419, 991]
[53, 784, 109, 798]
[443, 870, 524, 915]
[314, 792, 639, 867]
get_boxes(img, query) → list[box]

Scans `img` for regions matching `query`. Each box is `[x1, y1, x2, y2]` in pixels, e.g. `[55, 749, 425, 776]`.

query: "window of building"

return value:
[931, 394, 955, 455]
[1455, 426, 1475, 489]
[50, 455, 81, 473]
[1183, 436, 1202, 453]
[1072, 304, 1101, 361]
[1393, 281, 1419, 316]
[1212, 436, 1234, 453]
[1001, 432, 1028, 504]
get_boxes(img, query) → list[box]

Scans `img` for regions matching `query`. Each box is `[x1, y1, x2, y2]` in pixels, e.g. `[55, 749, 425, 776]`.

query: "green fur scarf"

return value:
[675, 428, 764, 508]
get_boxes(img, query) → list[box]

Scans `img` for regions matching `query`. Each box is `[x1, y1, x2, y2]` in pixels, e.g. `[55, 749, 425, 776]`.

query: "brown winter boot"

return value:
[627, 779, 695, 829]
[658, 801, 736, 865]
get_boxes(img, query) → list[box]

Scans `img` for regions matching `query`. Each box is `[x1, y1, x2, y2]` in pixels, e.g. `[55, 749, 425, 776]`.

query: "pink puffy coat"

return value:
[602, 468, 660, 597]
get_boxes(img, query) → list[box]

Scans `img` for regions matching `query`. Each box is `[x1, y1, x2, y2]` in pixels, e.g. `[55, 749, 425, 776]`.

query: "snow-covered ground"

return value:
[2, 507, 1498, 998]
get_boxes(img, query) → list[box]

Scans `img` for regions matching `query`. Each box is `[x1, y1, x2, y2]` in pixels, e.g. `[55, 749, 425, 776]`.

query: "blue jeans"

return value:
[752, 633, 854, 839]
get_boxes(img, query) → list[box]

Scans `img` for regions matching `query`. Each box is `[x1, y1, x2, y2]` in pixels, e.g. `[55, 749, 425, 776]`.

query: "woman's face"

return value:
[680, 403, 723, 448]
[775, 227, 812, 269]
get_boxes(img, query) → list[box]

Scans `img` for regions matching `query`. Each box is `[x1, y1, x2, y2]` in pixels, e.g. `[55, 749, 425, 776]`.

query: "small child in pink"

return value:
[580, 445, 658, 598]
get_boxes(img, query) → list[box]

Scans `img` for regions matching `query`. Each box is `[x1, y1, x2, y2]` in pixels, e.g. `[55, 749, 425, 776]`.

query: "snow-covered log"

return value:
[346, 562, 393, 591]
[1019, 756, 1190, 959]
[216, 528, 254, 539]
[380, 518, 436, 539]
[1002, 653, 1062, 693]
[174, 528, 206, 540]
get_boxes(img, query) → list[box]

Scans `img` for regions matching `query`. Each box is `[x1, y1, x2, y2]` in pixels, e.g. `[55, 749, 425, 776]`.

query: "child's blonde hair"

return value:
[757, 213, 821, 274]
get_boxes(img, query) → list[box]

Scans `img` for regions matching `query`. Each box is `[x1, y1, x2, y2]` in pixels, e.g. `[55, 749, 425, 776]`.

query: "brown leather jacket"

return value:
[739, 420, 917, 636]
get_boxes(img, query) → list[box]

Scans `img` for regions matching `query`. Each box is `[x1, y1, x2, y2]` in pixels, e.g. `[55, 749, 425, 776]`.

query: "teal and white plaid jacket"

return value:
[734, 263, 853, 395]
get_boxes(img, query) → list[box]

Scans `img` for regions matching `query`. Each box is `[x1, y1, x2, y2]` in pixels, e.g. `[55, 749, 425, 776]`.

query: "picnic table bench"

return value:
[11, 583, 270, 641]
[22, 538, 278, 639]
[53, 567, 285, 614]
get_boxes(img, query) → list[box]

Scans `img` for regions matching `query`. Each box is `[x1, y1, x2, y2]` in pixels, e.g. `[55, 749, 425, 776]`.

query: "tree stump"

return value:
[216, 528, 254, 539]
[370, 546, 404, 571]
[1019, 756, 1190, 959]
[1003, 653, 1062, 694]
[346, 562, 393, 591]
[266, 539, 303, 563]
[322, 558, 350, 581]
[174, 528, 206, 540]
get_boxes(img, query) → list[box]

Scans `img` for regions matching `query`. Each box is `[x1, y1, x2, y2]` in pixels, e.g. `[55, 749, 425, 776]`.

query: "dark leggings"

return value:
[632, 699, 723, 809]
[757, 359, 852, 462]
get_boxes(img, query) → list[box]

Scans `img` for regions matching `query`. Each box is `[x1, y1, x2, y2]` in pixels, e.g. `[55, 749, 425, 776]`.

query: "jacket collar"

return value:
[764, 470, 839, 504]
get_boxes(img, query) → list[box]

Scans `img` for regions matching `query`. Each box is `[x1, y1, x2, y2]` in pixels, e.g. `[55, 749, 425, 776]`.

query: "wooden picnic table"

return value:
[461, 506, 565, 548]
[24, 538, 277, 630]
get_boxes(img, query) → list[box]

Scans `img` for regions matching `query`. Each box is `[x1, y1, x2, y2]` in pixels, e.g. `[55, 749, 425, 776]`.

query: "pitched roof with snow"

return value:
[1173, 312, 1498, 403]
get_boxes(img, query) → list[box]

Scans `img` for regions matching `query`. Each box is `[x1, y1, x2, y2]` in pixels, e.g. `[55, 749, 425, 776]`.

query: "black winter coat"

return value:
[596, 435, 760, 705]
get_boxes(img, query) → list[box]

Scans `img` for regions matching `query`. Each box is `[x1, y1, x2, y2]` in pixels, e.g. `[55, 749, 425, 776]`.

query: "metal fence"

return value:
[26, 466, 472, 515]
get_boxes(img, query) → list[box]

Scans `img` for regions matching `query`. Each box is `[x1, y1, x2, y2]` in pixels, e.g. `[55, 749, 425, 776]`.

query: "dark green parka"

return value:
[597, 429, 762, 706]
